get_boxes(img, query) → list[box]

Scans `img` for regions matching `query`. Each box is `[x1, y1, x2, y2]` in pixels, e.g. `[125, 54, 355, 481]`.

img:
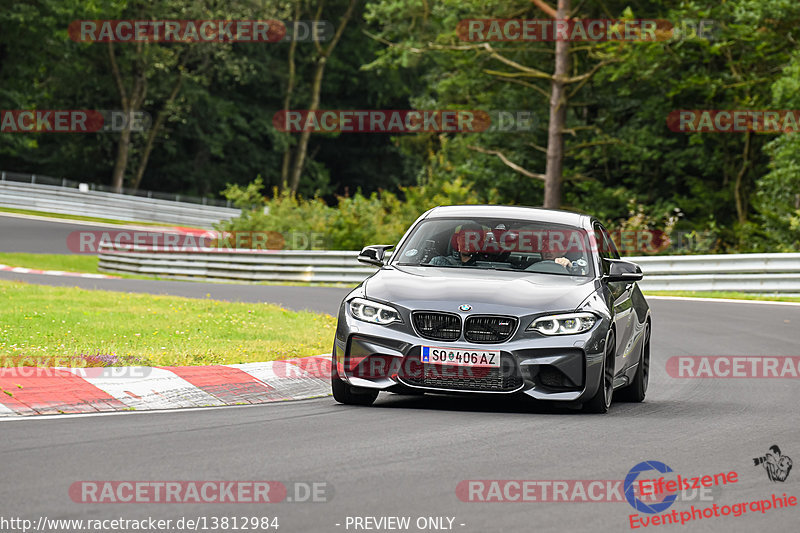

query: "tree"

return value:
[104, 0, 275, 192]
[287, 0, 358, 194]
[539, 0, 570, 208]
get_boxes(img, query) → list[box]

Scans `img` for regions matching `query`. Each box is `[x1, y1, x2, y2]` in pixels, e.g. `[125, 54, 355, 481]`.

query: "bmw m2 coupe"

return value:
[331, 205, 651, 413]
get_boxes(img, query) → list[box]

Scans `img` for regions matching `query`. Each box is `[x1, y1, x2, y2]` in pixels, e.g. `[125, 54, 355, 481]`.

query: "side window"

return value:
[593, 223, 620, 274]
[602, 227, 621, 260]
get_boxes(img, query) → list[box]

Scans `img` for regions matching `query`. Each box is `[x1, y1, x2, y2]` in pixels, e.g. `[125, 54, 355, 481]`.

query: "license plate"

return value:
[421, 346, 501, 367]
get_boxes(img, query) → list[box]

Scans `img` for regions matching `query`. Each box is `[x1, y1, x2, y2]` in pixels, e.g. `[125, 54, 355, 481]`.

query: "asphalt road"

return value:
[0, 213, 133, 253]
[2, 298, 799, 533]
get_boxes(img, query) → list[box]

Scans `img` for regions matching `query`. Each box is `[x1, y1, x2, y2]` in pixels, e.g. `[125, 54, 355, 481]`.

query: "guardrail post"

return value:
[31, 174, 36, 184]
[1, 171, 5, 181]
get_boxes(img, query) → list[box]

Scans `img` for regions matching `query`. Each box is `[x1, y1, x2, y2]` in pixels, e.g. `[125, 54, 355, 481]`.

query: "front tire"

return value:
[617, 322, 650, 402]
[331, 348, 379, 406]
[583, 332, 615, 414]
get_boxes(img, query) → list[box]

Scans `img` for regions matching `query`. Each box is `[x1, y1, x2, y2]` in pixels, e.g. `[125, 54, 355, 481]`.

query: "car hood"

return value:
[364, 265, 599, 316]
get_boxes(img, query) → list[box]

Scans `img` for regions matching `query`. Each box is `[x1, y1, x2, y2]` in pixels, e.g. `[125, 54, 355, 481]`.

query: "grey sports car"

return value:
[331, 205, 651, 413]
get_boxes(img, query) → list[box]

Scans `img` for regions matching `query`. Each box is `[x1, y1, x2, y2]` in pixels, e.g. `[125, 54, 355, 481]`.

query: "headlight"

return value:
[349, 298, 402, 325]
[527, 312, 597, 335]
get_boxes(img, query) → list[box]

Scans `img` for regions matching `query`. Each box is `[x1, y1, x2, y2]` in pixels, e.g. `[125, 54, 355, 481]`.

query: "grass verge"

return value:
[0, 280, 336, 366]
[0, 252, 100, 273]
[643, 291, 800, 303]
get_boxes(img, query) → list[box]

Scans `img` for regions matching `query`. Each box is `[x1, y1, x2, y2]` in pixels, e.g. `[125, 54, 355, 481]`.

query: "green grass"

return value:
[643, 291, 800, 303]
[0, 252, 156, 280]
[0, 252, 100, 273]
[0, 280, 336, 366]
[0, 206, 202, 228]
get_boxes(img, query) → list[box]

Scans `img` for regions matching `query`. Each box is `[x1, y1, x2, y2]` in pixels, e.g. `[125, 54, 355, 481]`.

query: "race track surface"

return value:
[2, 298, 798, 532]
[0, 213, 130, 254]
[2, 216, 798, 532]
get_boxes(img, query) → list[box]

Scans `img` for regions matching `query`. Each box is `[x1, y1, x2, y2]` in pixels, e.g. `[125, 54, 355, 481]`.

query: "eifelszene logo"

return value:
[625, 461, 678, 514]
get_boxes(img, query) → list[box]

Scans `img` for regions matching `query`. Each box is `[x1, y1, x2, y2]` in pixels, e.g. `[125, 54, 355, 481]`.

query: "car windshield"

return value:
[393, 217, 594, 277]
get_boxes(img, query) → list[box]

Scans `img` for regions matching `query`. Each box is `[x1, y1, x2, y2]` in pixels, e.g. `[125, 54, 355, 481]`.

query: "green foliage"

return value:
[216, 175, 482, 250]
[749, 49, 800, 251]
[3, 0, 800, 252]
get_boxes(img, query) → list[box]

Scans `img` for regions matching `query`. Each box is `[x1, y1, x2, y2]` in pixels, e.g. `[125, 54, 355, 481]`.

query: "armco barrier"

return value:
[98, 244, 378, 283]
[630, 254, 800, 293]
[0, 180, 239, 228]
[97, 244, 800, 293]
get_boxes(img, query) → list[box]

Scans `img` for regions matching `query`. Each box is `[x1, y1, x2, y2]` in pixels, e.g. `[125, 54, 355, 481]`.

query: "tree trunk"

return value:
[108, 41, 146, 193]
[543, 0, 570, 209]
[131, 76, 183, 191]
[289, 0, 357, 193]
[734, 130, 751, 225]
[289, 56, 326, 193]
[111, 125, 132, 193]
[280, 1, 300, 191]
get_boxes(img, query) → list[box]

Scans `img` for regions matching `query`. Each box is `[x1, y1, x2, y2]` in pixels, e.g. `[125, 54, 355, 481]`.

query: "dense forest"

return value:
[1, 0, 799, 252]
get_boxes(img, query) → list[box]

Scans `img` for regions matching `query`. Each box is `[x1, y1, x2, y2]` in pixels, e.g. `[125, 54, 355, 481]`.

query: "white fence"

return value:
[0, 177, 239, 228]
[97, 245, 800, 293]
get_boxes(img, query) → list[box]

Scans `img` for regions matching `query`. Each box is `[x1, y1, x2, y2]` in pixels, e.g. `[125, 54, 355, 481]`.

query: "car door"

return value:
[596, 224, 635, 376]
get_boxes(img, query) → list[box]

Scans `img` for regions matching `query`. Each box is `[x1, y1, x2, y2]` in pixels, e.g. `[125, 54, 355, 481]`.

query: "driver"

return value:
[541, 248, 573, 269]
[538, 233, 573, 269]
[429, 223, 483, 267]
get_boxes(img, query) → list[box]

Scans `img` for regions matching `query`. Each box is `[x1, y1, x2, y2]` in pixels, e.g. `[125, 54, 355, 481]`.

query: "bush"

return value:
[216, 176, 483, 250]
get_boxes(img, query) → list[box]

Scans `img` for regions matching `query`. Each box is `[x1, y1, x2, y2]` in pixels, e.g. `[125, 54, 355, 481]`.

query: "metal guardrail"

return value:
[630, 254, 800, 293]
[0, 179, 239, 228]
[99, 245, 376, 283]
[1, 170, 232, 207]
[97, 245, 800, 293]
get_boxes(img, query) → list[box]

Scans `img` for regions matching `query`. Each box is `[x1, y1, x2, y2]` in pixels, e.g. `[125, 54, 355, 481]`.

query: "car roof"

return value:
[425, 205, 590, 227]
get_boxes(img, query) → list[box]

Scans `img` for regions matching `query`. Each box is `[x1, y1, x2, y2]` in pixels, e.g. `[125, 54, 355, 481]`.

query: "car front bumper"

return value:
[334, 308, 609, 403]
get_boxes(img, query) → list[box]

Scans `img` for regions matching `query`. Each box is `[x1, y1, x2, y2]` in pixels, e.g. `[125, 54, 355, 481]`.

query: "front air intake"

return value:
[412, 312, 461, 341]
[464, 315, 517, 343]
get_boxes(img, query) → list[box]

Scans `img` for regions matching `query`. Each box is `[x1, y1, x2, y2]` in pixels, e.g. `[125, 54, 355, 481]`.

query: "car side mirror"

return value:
[357, 245, 394, 267]
[603, 258, 643, 283]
